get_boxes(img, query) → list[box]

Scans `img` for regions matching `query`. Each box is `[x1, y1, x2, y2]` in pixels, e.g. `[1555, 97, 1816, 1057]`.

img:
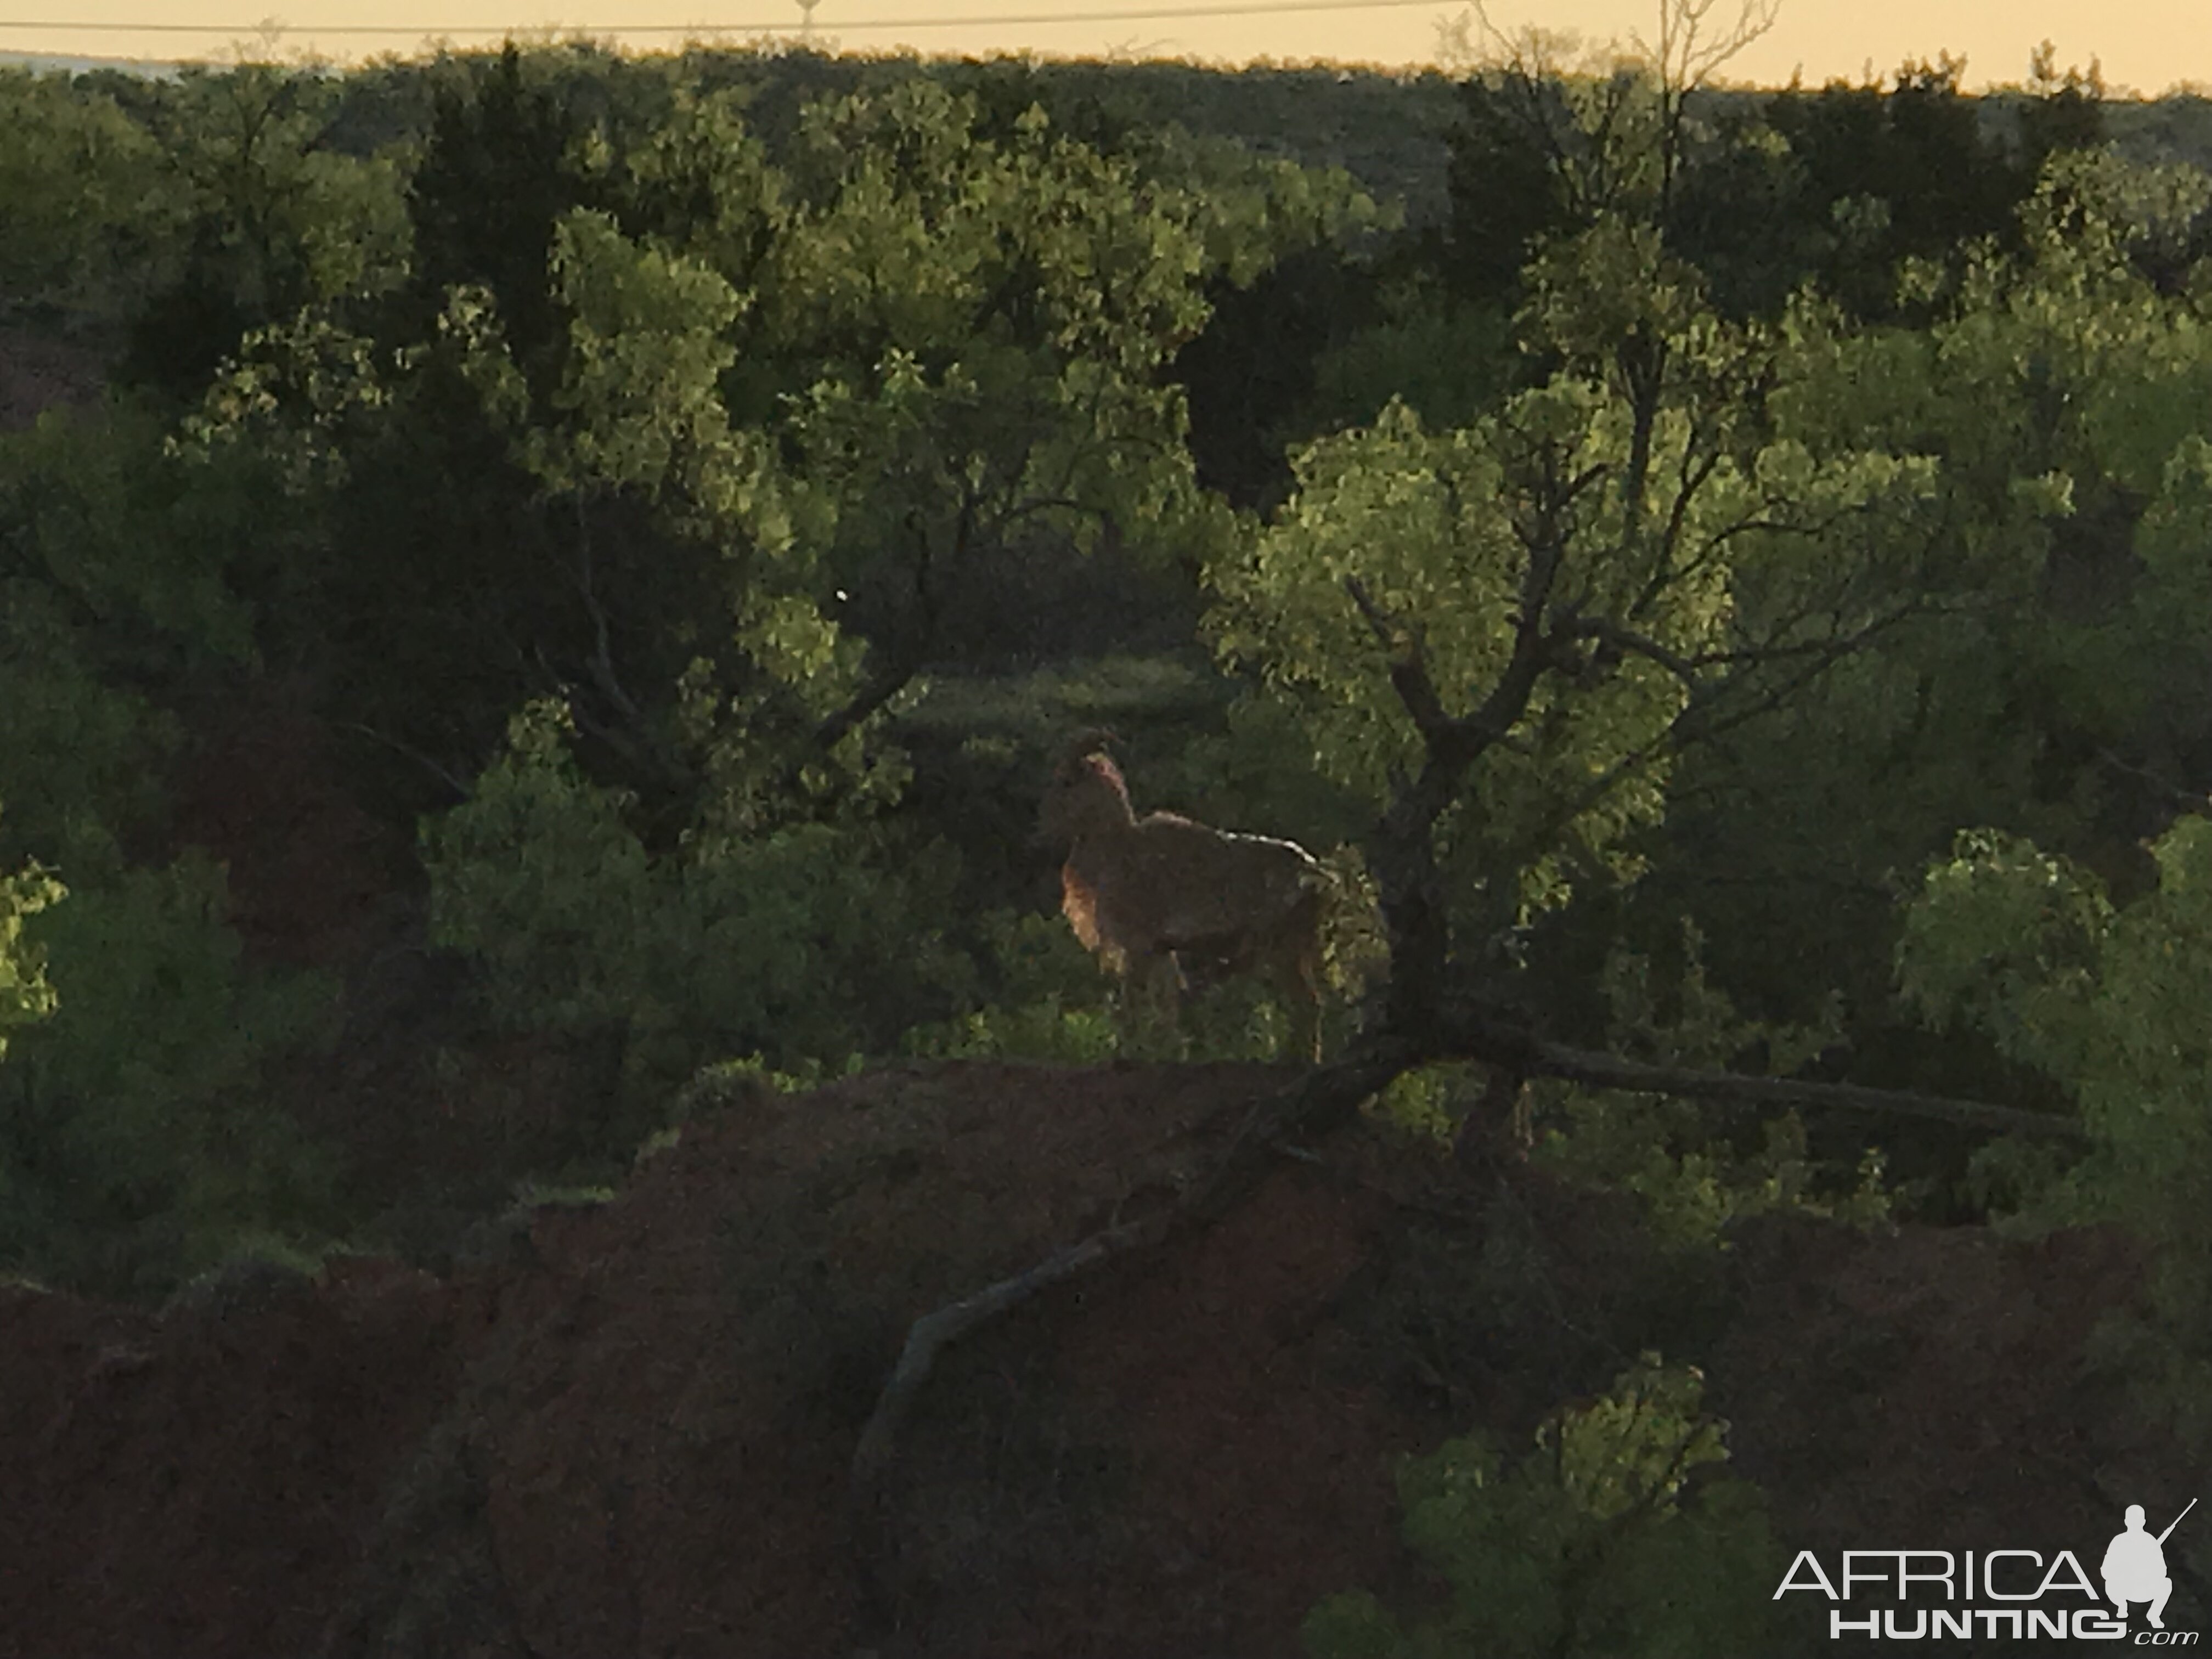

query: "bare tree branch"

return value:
[1346, 576, 1454, 744]
[2095, 744, 2205, 812]
[574, 497, 646, 725]
[335, 721, 477, 802]
[1438, 1011, 2087, 1141]
[1556, 612, 1703, 684]
[851, 1209, 1166, 1584]
[848, 1046, 1406, 1624]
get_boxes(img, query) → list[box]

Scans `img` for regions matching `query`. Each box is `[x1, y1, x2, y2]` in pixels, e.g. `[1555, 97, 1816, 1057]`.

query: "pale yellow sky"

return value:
[3, 0, 2203, 96]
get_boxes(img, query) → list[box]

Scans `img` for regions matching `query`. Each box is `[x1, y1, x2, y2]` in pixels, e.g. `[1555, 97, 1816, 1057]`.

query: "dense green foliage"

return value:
[422, 698, 967, 1093]
[0, 44, 1385, 1290]
[1304, 1359, 1781, 1657]
[0, 826, 62, 1062]
[0, 856, 338, 1291]
[1437, 42, 2110, 324]
[1899, 818, 2212, 1442]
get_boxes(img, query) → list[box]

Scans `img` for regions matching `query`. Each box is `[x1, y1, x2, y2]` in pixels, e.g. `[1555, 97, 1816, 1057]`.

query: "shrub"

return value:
[1305, 1358, 1782, 1659]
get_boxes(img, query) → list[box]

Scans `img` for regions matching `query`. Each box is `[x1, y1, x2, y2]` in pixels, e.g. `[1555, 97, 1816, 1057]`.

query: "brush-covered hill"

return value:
[0, 1059, 2180, 1658]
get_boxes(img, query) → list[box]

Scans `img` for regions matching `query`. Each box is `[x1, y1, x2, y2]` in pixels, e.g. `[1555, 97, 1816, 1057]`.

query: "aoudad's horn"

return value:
[1059, 727, 1120, 770]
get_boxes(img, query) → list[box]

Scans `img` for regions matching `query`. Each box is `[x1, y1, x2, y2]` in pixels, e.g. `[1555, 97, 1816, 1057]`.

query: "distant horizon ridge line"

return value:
[4, 0, 1448, 41]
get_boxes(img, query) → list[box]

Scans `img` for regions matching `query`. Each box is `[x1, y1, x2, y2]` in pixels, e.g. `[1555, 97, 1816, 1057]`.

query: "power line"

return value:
[0, 0, 1452, 36]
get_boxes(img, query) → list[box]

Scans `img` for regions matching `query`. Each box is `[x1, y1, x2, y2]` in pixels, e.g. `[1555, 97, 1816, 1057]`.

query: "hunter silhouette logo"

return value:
[2107, 1500, 2196, 1632]
[1774, 1497, 2203, 1642]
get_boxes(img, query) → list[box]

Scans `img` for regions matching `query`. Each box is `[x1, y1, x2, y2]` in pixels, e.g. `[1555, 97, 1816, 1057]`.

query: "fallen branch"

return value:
[1541, 1043, 2086, 1139]
[1427, 1003, 2088, 1142]
[851, 1212, 1164, 1522]
[847, 1046, 1407, 1618]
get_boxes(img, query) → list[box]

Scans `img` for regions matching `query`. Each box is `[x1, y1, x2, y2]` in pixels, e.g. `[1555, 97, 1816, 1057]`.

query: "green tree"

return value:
[1305, 1358, 1780, 1658]
[0, 821, 63, 1265]
[196, 62, 1362, 815]
[175, 54, 1385, 1120]
[0, 325, 336, 1295]
[0, 823, 62, 1063]
[421, 699, 963, 1111]
[0, 855, 336, 1294]
[744, 80, 1370, 762]
[0, 69, 174, 329]
[0, 397, 277, 876]
[1898, 818, 2212, 1446]
[1205, 282, 1947, 1041]
[1632, 146, 2212, 1065]
[1438, 21, 2110, 326]
[1181, 2, 2179, 1186]
[122, 63, 411, 399]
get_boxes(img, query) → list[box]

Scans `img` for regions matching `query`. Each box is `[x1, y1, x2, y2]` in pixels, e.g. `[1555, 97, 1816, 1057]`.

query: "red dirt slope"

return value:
[0, 1061, 2194, 1659]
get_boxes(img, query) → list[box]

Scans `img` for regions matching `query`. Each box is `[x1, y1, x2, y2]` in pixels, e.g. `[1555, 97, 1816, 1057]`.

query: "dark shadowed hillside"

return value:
[0, 1063, 2187, 1657]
